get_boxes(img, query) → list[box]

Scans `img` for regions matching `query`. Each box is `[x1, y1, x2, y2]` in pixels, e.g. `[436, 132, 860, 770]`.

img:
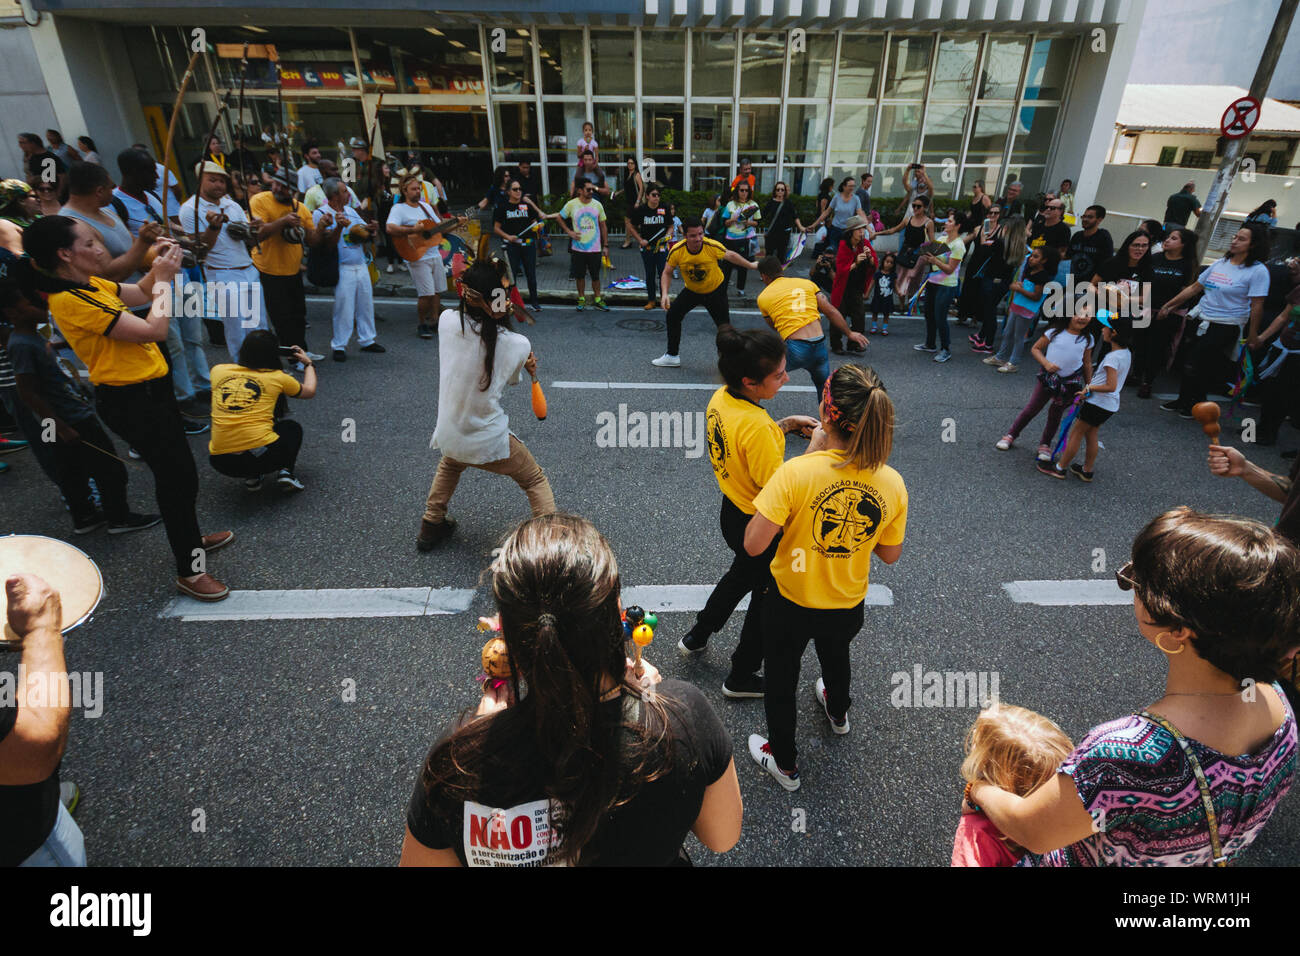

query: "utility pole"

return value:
[1195, 0, 1298, 252]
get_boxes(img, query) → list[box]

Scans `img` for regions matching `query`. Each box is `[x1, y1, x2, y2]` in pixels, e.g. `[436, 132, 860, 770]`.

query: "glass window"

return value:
[875, 103, 922, 166]
[786, 33, 836, 98]
[691, 31, 737, 98]
[1011, 105, 1059, 163]
[883, 35, 931, 99]
[784, 104, 829, 164]
[737, 104, 780, 161]
[966, 106, 1012, 165]
[692, 167, 731, 194]
[961, 166, 1005, 202]
[543, 102, 593, 165]
[643, 106, 683, 188]
[488, 28, 533, 95]
[642, 32, 685, 97]
[836, 34, 885, 99]
[931, 36, 979, 101]
[920, 103, 966, 168]
[828, 103, 876, 166]
[594, 105, 637, 158]
[691, 104, 733, 165]
[495, 102, 539, 163]
[979, 37, 1026, 100]
[354, 28, 482, 96]
[1003, 167, 1044, 197]
[538, 30, 586, 95]
[740, 32, 785, 98]
[784, 168, 826, 197]
[1024, 37, 1074, 101]
[375, 104, 491, 194]
[591, 30, 636, 96]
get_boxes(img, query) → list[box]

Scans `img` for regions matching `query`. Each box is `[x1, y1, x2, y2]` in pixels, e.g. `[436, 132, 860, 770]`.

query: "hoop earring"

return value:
[1156, 632, 1184, 656]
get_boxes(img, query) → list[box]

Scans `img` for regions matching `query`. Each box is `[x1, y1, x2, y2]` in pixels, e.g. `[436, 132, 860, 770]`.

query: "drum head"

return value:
[0, 535, 104, 645]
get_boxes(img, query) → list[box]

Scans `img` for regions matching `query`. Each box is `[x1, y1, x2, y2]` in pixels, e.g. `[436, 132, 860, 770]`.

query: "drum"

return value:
[225, 221, 252, 242]
[0, 535, 104, 647]
[282, 225, 306, 245]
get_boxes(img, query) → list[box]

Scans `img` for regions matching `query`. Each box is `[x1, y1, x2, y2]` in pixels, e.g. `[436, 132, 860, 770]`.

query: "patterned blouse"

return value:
[1020, 684, 1296, 866]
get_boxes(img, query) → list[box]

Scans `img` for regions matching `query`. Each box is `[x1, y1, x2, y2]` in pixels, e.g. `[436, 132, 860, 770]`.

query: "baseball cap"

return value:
[348, 136, 367, 150]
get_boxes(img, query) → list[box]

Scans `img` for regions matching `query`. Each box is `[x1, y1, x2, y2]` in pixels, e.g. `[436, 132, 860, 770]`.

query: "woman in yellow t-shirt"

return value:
[23, 215, 235, 602]
[743, 364, 908, 791]
[679, 326, 818, 699]
[209, 330, 317, 493]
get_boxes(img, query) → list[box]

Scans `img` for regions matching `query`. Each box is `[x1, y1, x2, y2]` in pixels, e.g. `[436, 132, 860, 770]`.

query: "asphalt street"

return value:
[4, 296, 1298, 867]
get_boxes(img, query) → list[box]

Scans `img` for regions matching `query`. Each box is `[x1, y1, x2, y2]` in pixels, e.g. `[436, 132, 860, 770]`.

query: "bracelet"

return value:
[963, 780, 981, 812]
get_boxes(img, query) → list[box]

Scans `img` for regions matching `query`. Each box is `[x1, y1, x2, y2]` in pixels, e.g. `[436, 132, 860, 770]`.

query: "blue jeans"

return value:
[785, 336, 831, 395]
[996, 309, 1037, 366]
[19, 801, 86, 867]
[923, 283, 958, 351]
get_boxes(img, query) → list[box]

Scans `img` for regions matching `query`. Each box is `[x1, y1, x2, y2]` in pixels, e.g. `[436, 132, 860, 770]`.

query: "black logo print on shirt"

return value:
[215, 376, 263, 412]
[707, 408, 729, 478]
[688, 264, 710, 284]
[810, 481, 885, 556]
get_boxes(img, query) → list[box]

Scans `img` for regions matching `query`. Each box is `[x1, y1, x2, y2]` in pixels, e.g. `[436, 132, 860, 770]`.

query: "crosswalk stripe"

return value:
[1002, 579, 1129, 606]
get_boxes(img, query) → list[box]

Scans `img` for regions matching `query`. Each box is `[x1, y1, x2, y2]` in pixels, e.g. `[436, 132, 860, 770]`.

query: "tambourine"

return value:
[225, 221, 253, 242]
[0, 535, 104, 648]
[282, 225, 306, 244]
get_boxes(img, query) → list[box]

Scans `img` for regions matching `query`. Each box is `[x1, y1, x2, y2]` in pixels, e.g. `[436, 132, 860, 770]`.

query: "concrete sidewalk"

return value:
[310, 235, 818, 306]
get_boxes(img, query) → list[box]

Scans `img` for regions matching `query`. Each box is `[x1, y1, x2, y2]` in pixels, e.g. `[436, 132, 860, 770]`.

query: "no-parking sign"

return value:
[1221, 96, 1262, 139]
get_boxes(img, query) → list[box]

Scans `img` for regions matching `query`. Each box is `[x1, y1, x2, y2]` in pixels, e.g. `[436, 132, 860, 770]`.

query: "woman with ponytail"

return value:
[401, 513, 743, 866]
[417, 257, 556, 551]
[743, 364, 908, 790]
[679, 326, 819, 699]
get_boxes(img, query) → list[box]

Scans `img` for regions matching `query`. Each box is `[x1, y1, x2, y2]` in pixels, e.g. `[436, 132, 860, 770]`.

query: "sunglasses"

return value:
[911, 204, 923, 209]
[1115, 561, 1137, 591]
[509, 186, 521, 191]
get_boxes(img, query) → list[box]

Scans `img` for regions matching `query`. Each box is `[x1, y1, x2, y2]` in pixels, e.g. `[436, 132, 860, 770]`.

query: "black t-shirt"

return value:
[1276, 454, 1300, 546]
[493, 201, 538, 238]
[629, 206, 671, 249]
[1163, 192, 1200, 226]
[573, 168, 606, 193]
[0, 698, 60, 866]
[1149, 252, 1196, 312]
[764, 199, 796, 236]
[1067, 228, 1114, 283]
[1029, 220, 1071, 254]
[405, 680, 732, 866]
[7, 331, 95, 424]
[1263, 261, 1299, 323]
[1095, 254, 1152, 286]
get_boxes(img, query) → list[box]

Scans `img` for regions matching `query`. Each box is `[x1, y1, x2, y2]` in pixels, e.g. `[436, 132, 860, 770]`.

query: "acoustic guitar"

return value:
[394, 215, 465, 262]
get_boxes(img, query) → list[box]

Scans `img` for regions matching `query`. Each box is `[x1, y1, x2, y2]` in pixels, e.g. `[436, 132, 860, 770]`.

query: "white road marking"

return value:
[1002, 579, 1129, 606]
[160, 587, 477, 621]
[622, 584, 895, 611]
[552, 381, 818, 392]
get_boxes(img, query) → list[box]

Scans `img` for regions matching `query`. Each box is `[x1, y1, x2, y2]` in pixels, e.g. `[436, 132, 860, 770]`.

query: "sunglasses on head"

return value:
[1115, 561, 1137, 591]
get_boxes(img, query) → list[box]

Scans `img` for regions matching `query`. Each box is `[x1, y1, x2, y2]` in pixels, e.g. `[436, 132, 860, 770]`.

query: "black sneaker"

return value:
[416, 517, 457, 552]
[1036, 461, 1067, 479]
[73, 511, 106, 535]
[678, 628, 709, 655]
[333, 349, 347, 362]
[830, 343, 845, 355]
[418, 324, 434, 339]
[722, 672, 765, 699]
[182, 417, 209, 436]
[360, 343, 386, 353]
[1069, 463, 1094, 483]
[107, 512, 163, 534]
[1160, 400, 1186, 414]
[275, 469, 305, 492]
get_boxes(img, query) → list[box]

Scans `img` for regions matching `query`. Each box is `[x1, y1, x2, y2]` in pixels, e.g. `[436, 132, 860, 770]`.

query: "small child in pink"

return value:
[952, 703, 1073, 866]
[575, 121, 599, 172]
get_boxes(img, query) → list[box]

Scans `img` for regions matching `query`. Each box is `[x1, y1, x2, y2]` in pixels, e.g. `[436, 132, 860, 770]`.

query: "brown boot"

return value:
[176, 572, 230, 601]
[416, 517, 457, 552]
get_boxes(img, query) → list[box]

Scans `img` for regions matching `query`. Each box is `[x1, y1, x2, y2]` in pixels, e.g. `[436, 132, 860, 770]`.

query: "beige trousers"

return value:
[423, 434, 556, 523]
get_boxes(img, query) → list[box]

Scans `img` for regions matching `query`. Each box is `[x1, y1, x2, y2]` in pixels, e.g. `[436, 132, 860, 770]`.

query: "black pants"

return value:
[1134, 314, 1180, 387]
[0, 386, 58, 482]
[693, 496, 777, 678]
[260, 271, 308, 351]
[763, 589, 863, 771]
[830, 292, 867, 351]
[95, 373, 203, 577]
[1176, 322, 1241, 409]
[641, 247, 668, 304]
[210, 420, 303, 479]
[504, 241, 539, 306]
[666, 284, 730, 355]
[720, 237, 750, 291]
[956, 270, 983, 324]
[977, 276, 1007, 346]
[1259, 353, 1300, 443]
[53, 417, 130, 524]
[767, 230, 791, 262]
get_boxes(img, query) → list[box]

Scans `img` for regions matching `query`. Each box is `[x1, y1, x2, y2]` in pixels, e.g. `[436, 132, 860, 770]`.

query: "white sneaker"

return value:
[385, 264, 394, 274]
[997, 363, 1018, 374]
[995, 436, 1013, 451]
[651, 353, 681, 368]
[305, 351, 325, 361]
[814, 678, 850, 734]
[748, 734, 801, 791]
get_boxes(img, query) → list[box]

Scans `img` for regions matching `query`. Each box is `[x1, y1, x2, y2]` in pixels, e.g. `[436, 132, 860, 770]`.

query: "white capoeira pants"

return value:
[331, 263, 377, 351]
[203, 263, 270, 361]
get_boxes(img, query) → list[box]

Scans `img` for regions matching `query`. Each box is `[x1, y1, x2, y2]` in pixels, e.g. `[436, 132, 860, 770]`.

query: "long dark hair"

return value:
[418, 513, 675, 865]
[1247, 200, 1277, 220]
[1114, 230, 1154, 274]
[1239, 221, 1271, 265]
[716, 323, 785, 391]
[21, 214, 80, 272]
[459, 258, 516, 391]
[237, 330, 283, 371]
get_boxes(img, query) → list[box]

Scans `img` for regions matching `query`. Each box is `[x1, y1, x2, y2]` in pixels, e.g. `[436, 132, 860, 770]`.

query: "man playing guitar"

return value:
[386, 172, 466, 339]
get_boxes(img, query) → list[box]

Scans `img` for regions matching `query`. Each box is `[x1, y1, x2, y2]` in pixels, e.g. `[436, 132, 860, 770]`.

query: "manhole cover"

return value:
[616, 318, 665, 332]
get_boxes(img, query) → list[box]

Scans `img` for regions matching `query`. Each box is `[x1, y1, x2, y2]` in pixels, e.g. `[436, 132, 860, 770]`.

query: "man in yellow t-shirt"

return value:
[249, 168, 318, 354]
[755, 256, 866, 394]
[651, 217, 757, 369]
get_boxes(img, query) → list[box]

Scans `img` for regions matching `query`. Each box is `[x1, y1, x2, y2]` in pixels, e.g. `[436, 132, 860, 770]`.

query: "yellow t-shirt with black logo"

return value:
[667, 237, 728, 294]
[48, 277, 168, 387]
[250, 192, 311, 276]
[208, 364, 302, 455]
[753, 449, 908, 609]
[706, 387, 784, 514]
[757, 277, 823, 340]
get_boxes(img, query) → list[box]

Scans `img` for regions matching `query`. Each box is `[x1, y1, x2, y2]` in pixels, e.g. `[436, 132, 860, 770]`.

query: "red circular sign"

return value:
[1221, 96, 1262, 139]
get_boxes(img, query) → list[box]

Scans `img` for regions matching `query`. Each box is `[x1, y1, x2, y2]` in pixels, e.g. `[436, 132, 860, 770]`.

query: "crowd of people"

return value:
[3, 120, 1300, 870]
